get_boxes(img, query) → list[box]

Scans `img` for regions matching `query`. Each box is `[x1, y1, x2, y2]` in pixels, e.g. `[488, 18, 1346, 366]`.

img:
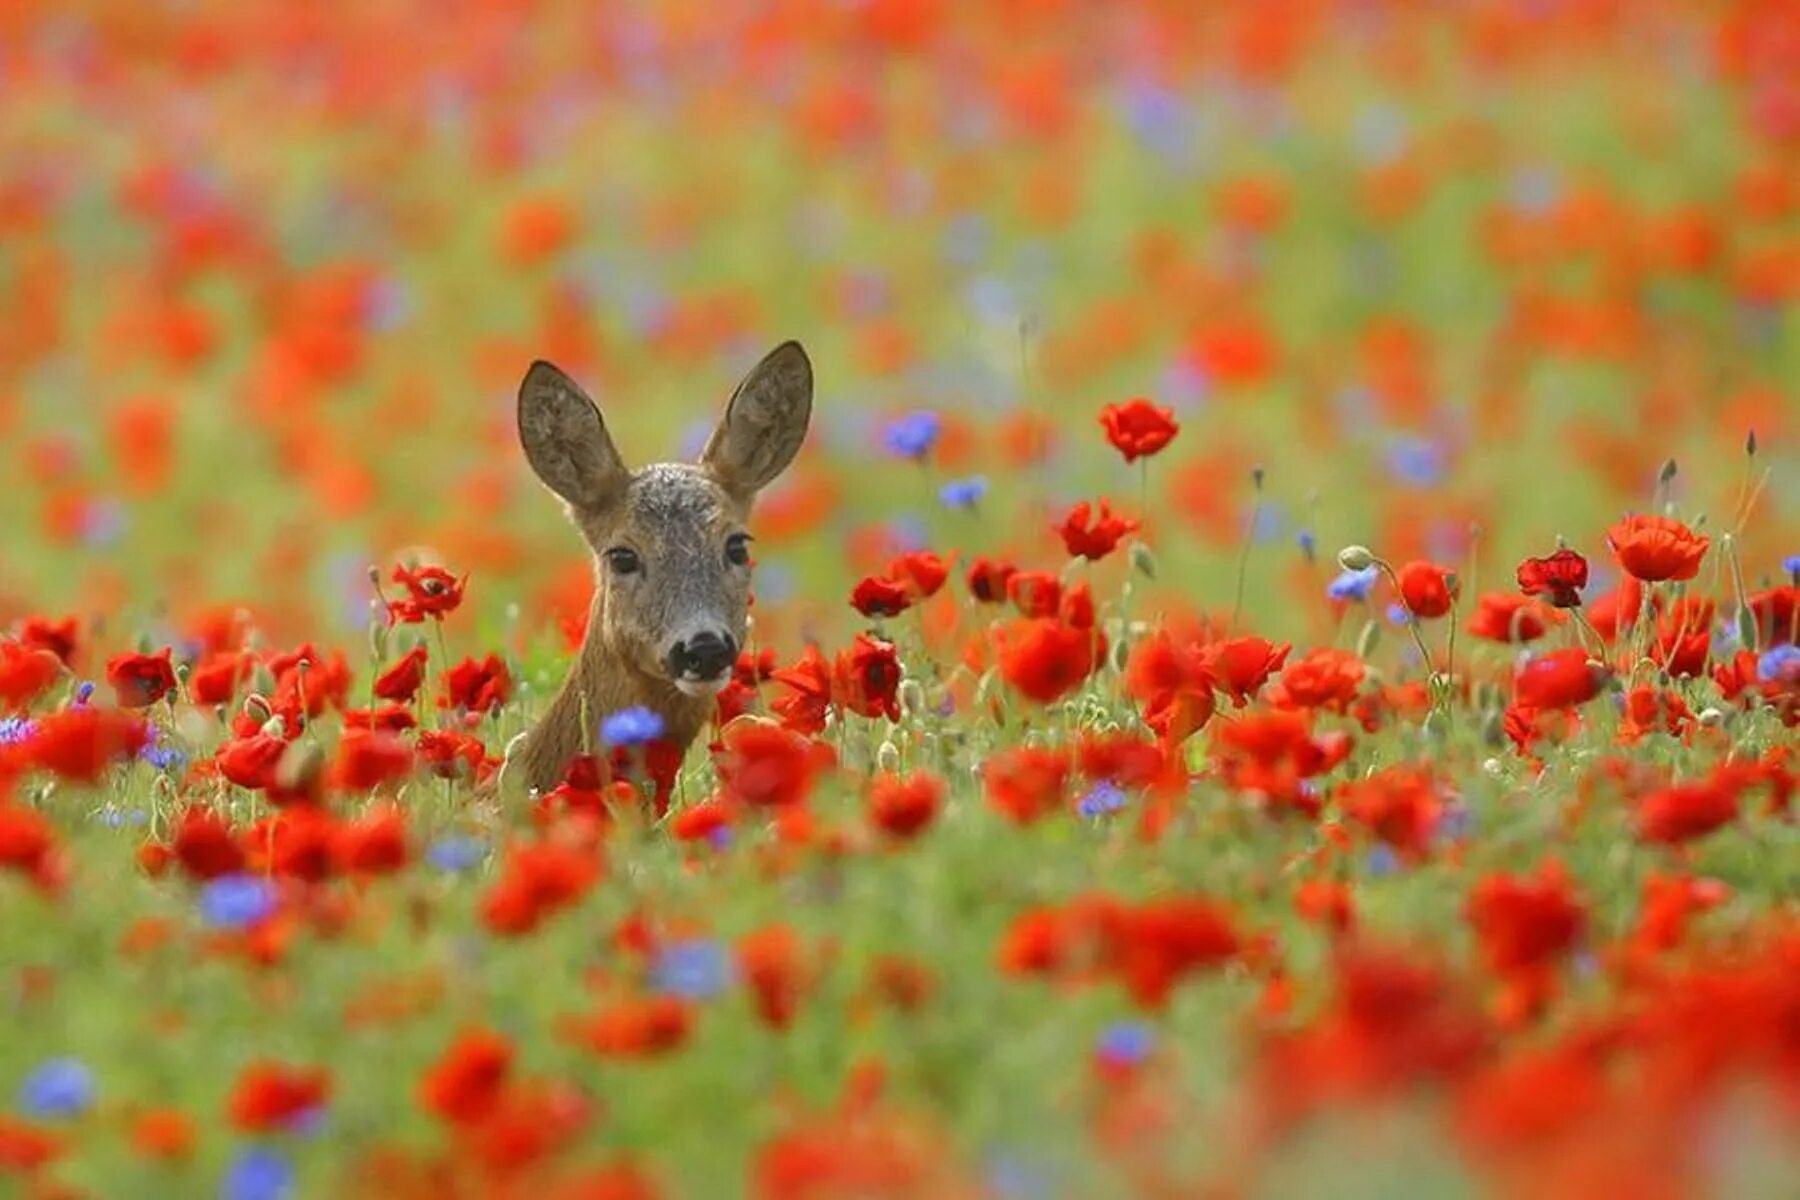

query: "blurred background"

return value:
[1, 0, 1795, 659]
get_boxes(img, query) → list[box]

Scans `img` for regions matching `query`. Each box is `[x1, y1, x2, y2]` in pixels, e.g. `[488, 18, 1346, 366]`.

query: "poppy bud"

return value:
[1659, 458, 1678, 484]
[876, 741, 900, 772]
[1734, 606, 1757, 649]
[1746, 429, 1757, 457]
[1338, 545, 1375, 571]
[1697, 707, 1726, 727]
[897, 679, 925, 716]
[1130, 542, 1157, 579]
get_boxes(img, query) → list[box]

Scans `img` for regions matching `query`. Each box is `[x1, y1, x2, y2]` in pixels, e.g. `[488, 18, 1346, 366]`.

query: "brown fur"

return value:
[502, 342, 812, 797]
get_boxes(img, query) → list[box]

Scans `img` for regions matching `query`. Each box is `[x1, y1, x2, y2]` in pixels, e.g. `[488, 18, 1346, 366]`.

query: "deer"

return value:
[500, 340, 812, 798]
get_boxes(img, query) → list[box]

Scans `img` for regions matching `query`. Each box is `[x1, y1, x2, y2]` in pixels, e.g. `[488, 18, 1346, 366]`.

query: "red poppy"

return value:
[169, 807, 246, 880]
[1652, 596, 1713, 678]
[24, 708, 150, 782]
[1636, 779, 1740, 845]
[442, 654, 512, 714]
[715, 720, 824, 809]
[481, 837, 603, 935]
[831, 634, 901, 722]
[738, 924, 810, 1030]
[887, 551, 949, 599]
[1605, 515, 1709, 582]
[1202, 636, 1292, 707]
[188, 652, 250, 706]
[868, 771, 944, 840]
[1465, 861, 1586, 977]
[0, 642, 62, 713]
[1056, 499, 1139, 561]
[331, 730, 414, 793]
[1516, 548, 1589, 608]
[373, 646, 429, 703]
[1099, 398, 1179, 463]
[965, 557, 1018, 604]
[1338, 766, 1444, 860]
[227, 1061, 331, 1132]
[771, 646, 832, 734]
[106, 648, 178, 708]
[1275, 647, 1366, 712]
[1396, 561, 1458, 618]
[570, 996, 693, 1058]
[1124, 630, 1216, 742]
[982, 745, 1072, 825]
[216, 732, 290, 792]
[388, 563, 466, 624]
[418, 729, 488, 780]
[0, 802, 62, 891]
[1006, 570, 1062, 618]
[997, 618, 1104, 705]
[1466, 593, 1555, 643]
[0, 1114, 62, 1172]
[129, 1109, 195, 1162]
[1586, 577, 1643, 641]
[850, 574, 912, 618]
[1108, 895, 1242, 1009]
[1513, 648, 1608, 710]
[17, 616, 78, 666]
[332, 806, 409, 874]
[1748, 585, 1797, 646]
[419, 1028, 513, 1125]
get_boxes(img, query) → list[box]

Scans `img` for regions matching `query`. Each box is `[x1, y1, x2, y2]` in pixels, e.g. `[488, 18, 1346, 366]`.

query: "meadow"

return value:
[1, 2, 1798, 1197]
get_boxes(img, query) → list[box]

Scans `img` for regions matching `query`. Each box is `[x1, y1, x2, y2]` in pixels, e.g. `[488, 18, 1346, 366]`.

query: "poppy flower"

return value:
[965, 557, 1018, 604]
[1605, 515, 1709, 583]
[850, 575, 912, 618]
[738, 924, 810, 1030]
[388, 563, 466, 624]
[25, 708, 149, 783]
[570, 996, 693, 1058]
[1274, 648, 1366, 712]
[216, 732, 290, 792]
[169, 807, 246, 880]
[1652, 596, 1714, 678]
[0, 642, 62, 713]
[1124, 630, 1216, 742]
[106, 648, 178, 708]
[1099, 398, 1179, 463]
[1056, 499, 1139, 561]
[997, 618, 1104, 705]
[1513, 648, 1608, 710]
[887, 551, 949, 599]
[715, 720, 824, 809]
[481, 837, 603, 936]
[771, 647, 832, 734]
[331, 730, 414, 793]
[332, 806, 409, 874]
[1516, 548, 1589, 608]
[227, 1061, 330, 1133]
[1747, 585, 1797, 646]
[1006, 570, 1062, 618]
[372, 646, 429, 703]
[1636, 779, 1739, 845]
[0, 802, 62, 891]
[1108, 896, 1242, 1009]
[442, 654, 512, 714]
[1466, 593, 1555, 643]
[188, 652, 250, 706]
[1338, 766, 1443, 860]
[419, 1028, 513, 1125]
[868, 771, 944, 839]
[17, 617, 78, 666]
[1396, 561, 1458, 618]
[1465, 861, 1586, 977]
[129, 1110, 195, 1161]
[982, 745, 1072, 825]
[418, 729, 488, 780]
[1202, 636, 1292, 707]
[831, 634, 901, 722]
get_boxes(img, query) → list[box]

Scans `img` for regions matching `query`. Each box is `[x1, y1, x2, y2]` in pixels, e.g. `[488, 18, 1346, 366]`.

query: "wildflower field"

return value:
[4, 2, 1800, 1197]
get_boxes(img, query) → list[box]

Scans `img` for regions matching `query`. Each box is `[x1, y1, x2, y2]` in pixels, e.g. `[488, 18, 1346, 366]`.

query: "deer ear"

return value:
[702, 340, 812, 500]
[518, 361, 629, 511]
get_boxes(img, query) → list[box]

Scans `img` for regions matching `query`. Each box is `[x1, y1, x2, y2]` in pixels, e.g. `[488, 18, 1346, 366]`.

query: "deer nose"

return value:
[668, 630, 736, 681]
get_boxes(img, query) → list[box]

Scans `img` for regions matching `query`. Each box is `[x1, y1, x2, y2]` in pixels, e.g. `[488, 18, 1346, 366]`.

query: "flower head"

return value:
[1099, 398, 1179, 463]
[881, 412, 941, 460]
[939, 476, 988, 509]
[601, 706, 665, 747]
[651, 940, 735, 1000]
[1606, 515, 1709, 583]
[18, 1059, 95, 1119]
[1517, 548, 1590, 608]
[1327, 566, 1380, 602]
[199, 873, 279, 930]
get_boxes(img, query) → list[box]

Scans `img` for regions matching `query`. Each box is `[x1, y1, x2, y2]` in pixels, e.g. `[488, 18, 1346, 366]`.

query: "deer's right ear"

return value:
[517, 361, 629, 511]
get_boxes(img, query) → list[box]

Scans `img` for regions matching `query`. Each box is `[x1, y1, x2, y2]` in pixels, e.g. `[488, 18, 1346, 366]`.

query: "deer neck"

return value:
[511, 587, 713, 796]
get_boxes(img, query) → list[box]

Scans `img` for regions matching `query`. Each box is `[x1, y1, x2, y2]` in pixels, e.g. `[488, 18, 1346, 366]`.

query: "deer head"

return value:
[517, 341, 812, 717]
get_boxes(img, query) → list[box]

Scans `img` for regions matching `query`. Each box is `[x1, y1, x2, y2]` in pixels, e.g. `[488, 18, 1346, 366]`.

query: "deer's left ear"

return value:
[702, 340, 812, 500]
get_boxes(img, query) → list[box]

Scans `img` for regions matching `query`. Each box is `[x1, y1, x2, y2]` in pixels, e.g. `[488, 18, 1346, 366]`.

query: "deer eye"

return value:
[725, 534, 753, 567]
[605, 547, 642, 576]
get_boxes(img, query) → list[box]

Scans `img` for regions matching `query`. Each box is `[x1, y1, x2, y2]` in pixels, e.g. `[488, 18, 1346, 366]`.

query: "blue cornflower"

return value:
[426, 837, 487, 873]
[1327, 567, 1380, 602]
[1436, 806, 1475, 842]
[199, 874, 279, 930]
[0, 717, 37, 745]
[1783, 554, 1800, 579]
[1758, 644, 1800, 684]
[1077, 782, 1127, 819]
[601, 706, 665, 747]
[17, 1058, 95, 1119]
[1386, 602, 1411, 626]
[650, 940, 734, 1000]
[1366, 844, 1400, 877]
[939, 476, 988, 510]
[220, 1148, 295, 1200]
[1386, 437, 1444, 487]
[73, 681, 95, 706]
[881, 412, 941, 460]
[1095, 1021, 1156, 1068]
[139, 727, 187, 772]
[1296, 530, 1318, 563]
